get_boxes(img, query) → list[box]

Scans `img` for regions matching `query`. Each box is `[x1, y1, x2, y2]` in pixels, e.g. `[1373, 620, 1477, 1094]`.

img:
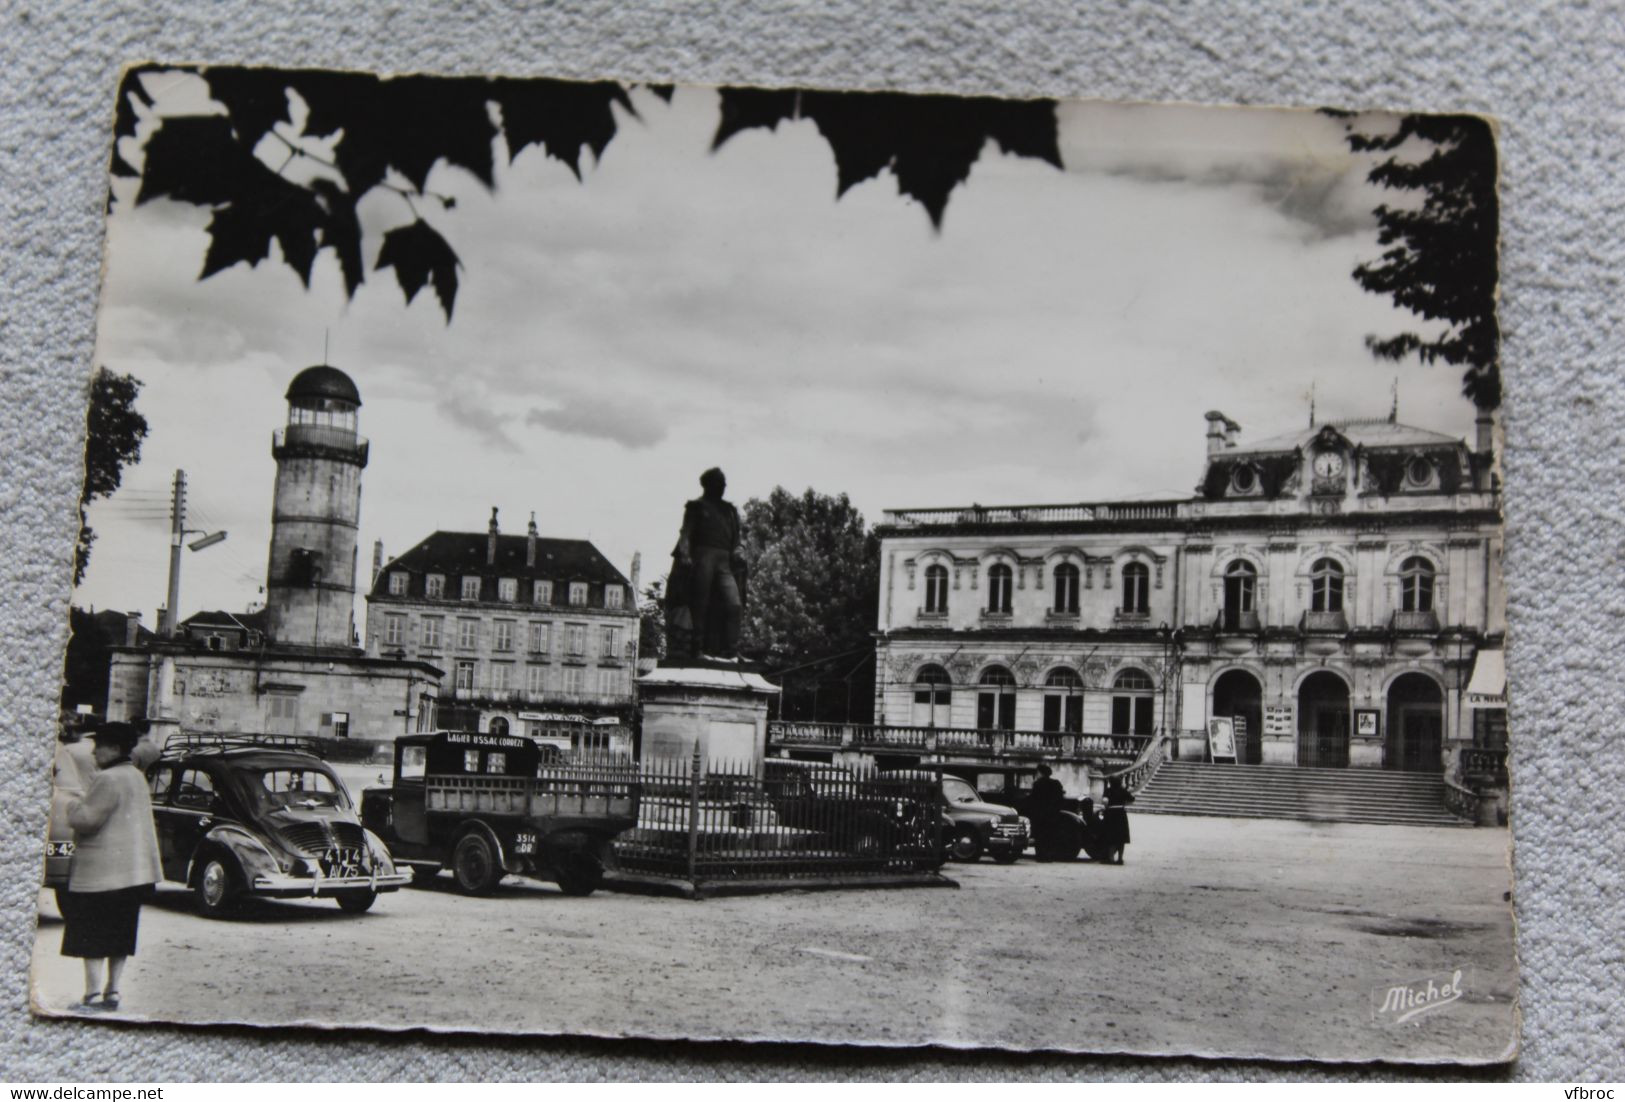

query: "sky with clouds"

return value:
[76, 75, 1476, 626]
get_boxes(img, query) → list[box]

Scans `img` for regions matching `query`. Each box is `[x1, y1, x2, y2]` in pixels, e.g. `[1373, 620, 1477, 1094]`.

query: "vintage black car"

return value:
[877, 769, 1031, 863]
[361, 731, 640, 896]
[761, 759, 945, 864]
[146, 735, 410, 915]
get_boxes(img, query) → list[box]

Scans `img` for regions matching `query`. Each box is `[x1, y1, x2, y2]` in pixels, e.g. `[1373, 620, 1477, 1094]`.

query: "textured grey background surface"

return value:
[2, 0, 1621, 1083]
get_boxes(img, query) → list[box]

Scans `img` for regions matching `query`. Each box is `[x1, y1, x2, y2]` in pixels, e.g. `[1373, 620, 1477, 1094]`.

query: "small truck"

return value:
[360, 730, 640, 897]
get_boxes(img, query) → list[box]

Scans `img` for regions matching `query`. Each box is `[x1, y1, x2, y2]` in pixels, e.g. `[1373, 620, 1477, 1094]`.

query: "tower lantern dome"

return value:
[286, 365, 362, 408]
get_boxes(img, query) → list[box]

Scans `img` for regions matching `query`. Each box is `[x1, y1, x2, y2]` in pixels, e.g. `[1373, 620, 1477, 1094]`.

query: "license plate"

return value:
[514, 832, 537, 855]
[320, 847, 364, 877]
[46, 841, 74, 858]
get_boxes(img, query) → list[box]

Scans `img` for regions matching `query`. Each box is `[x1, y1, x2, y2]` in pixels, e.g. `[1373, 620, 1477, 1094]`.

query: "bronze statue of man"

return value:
[666, 468, 748, 661]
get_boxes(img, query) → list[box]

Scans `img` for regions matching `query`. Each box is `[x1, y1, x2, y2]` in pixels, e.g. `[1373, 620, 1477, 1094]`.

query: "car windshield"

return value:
[244, 766, 349, 811]
[942, 777, 982, 804]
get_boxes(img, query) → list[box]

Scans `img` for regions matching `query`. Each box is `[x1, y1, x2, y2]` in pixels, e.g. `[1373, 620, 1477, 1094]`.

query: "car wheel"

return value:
[949, 826, 983, 863]
[553, 852, 604, 897]
[194, 852, 239, 917]
[336, 889, 377, 913]
[451, 832, 503, 895]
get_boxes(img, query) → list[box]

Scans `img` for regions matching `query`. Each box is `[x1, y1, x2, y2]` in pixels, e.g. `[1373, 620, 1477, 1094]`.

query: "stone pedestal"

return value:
[638, 665, 779, 771]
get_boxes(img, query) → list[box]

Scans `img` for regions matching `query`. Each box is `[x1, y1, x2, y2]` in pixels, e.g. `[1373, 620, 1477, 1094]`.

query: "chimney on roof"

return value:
[526, 512, 538, 567]
[125, 611, 142, 647]
[1205, 411, 1234, 455]
[488, 507, 499, 565]
[630, 551, 642, 598]
[1475, 407, 1494, 454]
[371, 540, 383, 587]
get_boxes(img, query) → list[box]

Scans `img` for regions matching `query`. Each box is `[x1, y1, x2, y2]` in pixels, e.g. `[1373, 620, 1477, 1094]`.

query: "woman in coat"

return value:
[1100, 779, 1135, 865]
[60, 722, 162, 1012]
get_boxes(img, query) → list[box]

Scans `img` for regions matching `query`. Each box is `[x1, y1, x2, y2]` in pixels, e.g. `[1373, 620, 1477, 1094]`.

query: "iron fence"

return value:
[612, 752, 945, 881]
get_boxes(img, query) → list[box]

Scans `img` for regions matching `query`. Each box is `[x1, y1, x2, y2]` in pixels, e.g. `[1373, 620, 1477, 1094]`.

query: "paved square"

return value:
[32, 813, 1517, 1063]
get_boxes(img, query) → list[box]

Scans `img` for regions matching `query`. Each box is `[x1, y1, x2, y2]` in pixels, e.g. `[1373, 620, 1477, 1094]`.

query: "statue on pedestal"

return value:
[664, 467, 749, 662]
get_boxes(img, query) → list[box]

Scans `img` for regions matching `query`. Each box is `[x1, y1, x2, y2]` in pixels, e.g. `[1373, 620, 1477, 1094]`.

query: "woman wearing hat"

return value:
[60, 721, 162, 1012]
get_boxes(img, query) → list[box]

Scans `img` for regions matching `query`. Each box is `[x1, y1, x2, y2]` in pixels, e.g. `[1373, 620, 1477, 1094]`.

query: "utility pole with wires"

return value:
[159, 469, 228, 636]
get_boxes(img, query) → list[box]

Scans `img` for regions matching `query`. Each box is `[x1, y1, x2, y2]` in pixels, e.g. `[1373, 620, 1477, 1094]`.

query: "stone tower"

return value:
[264, 365, 369, 649]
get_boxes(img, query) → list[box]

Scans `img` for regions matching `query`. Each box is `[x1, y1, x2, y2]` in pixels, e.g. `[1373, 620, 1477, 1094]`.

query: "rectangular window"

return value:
[498, 578, 518, 602]
[384, 614, 407, 646]
[598, 669, 618, 696]
[568, 582, 588, 606]
[601, 626, 618, 659]
[461, 576, 482, 601]
[534, 580, 553, 605]
[566, 624, 587, 656]
[388, 571, 408, 595]
[493, 620, 514, 652]
[564, 666, 585, 696]
[529, 621, 550, 653]
[604, 585, 624, 609]
[426, 574, 445, 599]
[454, 661, 476, 692]
[267, 693, 299, 734]
[491, 663, 511, 693]
[457, 618, 479, 649]
[527, 665, 547, 697]
[421, 616, 443, 649]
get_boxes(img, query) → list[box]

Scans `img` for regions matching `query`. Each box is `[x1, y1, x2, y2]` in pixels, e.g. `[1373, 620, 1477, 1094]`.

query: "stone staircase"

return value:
[1134, 761, 1469, 826]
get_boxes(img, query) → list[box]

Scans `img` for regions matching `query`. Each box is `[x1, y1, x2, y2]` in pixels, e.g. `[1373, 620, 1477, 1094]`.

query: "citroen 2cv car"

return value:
[360, 731, 640, 897]
[143, 735, 410, 915]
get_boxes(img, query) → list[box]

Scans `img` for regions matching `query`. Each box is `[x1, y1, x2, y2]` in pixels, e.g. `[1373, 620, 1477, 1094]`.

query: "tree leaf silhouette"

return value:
[492, 77, 634, 178]
[376, 219, 463, 318]
[714, 86, 1061, 228]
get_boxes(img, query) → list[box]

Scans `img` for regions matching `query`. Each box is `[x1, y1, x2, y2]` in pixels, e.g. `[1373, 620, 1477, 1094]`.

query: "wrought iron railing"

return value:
[1215, 609, 1261, 632]
[882, 500, 1180, 528]
[1391, 609, 1440, 633]
[1441, 774, 1481, 822]
[1301, 610, 1349, 633]
[612, 753, 944, 882]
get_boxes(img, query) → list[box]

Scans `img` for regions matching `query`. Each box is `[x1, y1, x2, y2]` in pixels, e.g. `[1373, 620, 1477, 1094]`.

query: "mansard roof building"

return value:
[364, 509, 640, 754]
[772, 407, 1506, 807]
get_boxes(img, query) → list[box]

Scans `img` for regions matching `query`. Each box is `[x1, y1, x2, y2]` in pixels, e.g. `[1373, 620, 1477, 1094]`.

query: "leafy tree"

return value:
[1332, 112, 1500, 409]
[637, 578, 668, 662]
[77, 368, 149, 585]
[738, 488, 880, 721]
[112, 66, 1061, 319]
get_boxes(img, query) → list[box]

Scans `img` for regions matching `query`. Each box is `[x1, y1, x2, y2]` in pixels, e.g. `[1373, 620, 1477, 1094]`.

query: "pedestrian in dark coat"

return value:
[1027, 764, 1067, 861]
[60, 722, 162, 1013]
[1100, 778, 1135, 865]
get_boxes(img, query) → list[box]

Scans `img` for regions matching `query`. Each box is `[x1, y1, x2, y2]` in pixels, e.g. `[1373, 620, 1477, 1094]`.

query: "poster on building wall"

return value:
[1264, 705, 1295, 737]
[1355, 709, 1381, 737]
[33, 64, 1513, 1067]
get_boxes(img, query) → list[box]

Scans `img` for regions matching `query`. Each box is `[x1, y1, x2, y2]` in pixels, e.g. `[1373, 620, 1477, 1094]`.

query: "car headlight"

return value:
[1018, 816, 1032, 833]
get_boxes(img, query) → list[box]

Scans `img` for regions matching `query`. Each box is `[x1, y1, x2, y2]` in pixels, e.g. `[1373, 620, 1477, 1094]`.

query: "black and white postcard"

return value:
[33, 66, 1514, 1063]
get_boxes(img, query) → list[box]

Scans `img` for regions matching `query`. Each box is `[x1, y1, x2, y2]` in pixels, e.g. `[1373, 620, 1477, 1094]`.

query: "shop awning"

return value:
[1464, 648, 1506, 707]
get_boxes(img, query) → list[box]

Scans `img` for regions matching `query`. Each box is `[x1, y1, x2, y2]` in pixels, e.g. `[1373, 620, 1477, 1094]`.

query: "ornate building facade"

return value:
[852, 408, 1505, 783]
[363, 511, 640, 756]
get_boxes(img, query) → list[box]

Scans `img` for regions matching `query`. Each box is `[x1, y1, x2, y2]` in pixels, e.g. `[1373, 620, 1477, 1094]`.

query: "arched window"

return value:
[1053, 563, 1079, 613]
[1122, 562, 1150, 614]
[977, 665, 1017, 731]
[1042, 667, 1083, 733]
[1111, 668, 1155, 736]
[1223, 560, 1256, 630]
[1399, 556, 1435, 612]
[488, 716, 510, 736]
[987, 563, 1013, 614]
[923, 564, 949, 614]
[912, 664, 952, 728]
[1311, 558, 1345, 613]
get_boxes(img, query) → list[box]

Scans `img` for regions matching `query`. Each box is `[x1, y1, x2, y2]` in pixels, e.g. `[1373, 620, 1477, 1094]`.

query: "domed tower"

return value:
[264, 366, 369, 649]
